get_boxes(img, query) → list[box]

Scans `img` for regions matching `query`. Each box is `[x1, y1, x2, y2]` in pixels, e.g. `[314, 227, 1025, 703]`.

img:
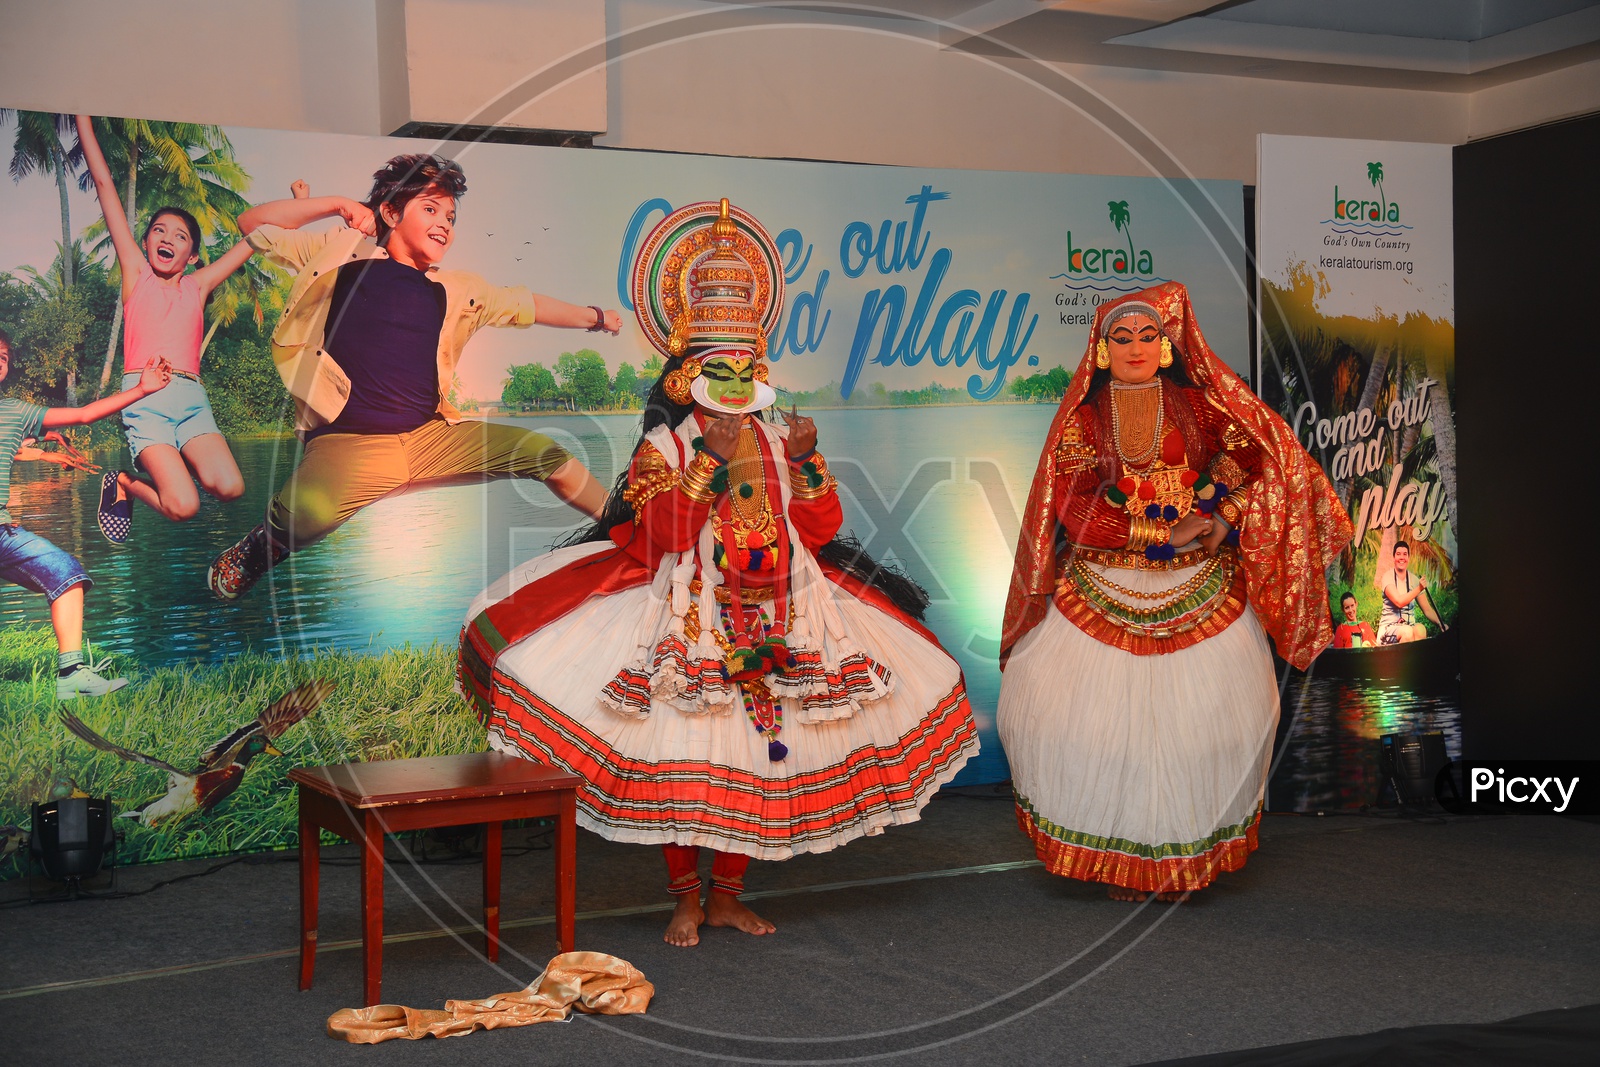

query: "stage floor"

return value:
[3, 798, 1597, 1065]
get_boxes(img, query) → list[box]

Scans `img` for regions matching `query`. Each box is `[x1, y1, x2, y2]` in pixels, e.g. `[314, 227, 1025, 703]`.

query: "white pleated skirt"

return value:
[997, 562, 1279, 891]
[466, 546, 978, 861]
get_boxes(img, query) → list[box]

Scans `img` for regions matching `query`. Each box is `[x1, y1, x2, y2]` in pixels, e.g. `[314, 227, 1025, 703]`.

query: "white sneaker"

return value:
[57, 664, 129, 700]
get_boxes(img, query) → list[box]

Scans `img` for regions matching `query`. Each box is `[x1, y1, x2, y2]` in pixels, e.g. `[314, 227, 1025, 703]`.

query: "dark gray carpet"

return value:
[3, 800, 1597, 1066]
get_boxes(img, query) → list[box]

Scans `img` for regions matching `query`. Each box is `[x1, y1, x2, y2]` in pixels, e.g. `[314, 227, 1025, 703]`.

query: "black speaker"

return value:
[1379, 732, 1449, 807]
[29, 798, 115, 882]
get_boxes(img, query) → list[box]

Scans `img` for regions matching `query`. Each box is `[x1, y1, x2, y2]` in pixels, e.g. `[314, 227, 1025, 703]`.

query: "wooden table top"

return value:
[288, 752, 582, 809]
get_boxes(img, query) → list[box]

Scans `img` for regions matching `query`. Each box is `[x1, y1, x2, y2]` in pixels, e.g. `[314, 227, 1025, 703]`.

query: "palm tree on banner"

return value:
[16, 239, 105, 404]
[3, 110, 83, 287]
[73, 116, 249, 395]
[1108, 200, 1135, 274]
[199, 228, 290, 357]
[1366, 161, 1385, 222]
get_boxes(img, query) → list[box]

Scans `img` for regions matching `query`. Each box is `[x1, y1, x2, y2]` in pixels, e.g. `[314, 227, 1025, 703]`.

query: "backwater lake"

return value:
[4, 405, 1458, 800]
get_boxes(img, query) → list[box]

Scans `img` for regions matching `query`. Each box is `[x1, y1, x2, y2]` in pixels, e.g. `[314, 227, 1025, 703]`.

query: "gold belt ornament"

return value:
[690, 577, 778, 604]
[1067, 544, 1212, 571]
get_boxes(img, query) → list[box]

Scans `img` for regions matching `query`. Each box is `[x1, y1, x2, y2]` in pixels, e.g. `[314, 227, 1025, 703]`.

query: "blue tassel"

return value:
[768, 739, 788, 761]
[1144, 503, 1161, 519]
[1162, 504, 1179, 522]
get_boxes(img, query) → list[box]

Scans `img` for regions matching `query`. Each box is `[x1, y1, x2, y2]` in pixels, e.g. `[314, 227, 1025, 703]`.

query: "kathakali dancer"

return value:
[998, 282, 1349, 902]
[458, 199, 977, 944]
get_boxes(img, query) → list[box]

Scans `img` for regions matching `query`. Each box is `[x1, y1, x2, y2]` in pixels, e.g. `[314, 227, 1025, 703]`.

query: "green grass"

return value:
[0, 630, 484, 880]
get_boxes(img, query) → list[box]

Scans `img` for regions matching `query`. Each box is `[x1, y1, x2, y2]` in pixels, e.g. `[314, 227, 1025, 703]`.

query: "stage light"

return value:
[29, 798, 115, 895]
[1379, 732, 1448, 808]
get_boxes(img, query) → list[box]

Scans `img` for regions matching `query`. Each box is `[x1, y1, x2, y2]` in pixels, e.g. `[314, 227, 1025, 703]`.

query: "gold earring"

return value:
[1158, 336, 1173, 368]
[1095, 338, 1110, 369]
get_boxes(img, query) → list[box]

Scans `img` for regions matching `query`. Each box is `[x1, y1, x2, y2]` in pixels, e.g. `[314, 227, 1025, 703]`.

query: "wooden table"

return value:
[289, 752, 581, 1006]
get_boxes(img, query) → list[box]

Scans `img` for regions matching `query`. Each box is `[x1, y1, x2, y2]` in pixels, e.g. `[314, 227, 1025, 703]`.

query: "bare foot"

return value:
[663, 894, 705, 947]
[1155, 890, 1189, 903]
[704, 892, 776, 935]
[1107, 885, 1148, 903]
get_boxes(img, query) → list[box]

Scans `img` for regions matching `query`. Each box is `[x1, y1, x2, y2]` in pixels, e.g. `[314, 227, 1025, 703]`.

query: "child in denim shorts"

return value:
[1, 328, 172, 698]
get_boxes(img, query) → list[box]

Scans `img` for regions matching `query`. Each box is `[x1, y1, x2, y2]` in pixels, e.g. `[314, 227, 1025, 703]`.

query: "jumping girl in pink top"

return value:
[77, 114, 256, 543]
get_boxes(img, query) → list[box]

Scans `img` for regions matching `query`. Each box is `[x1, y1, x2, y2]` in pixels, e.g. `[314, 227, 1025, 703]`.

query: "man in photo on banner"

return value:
[206, 155, 621, 600]
[1378, 540, 1446, 644]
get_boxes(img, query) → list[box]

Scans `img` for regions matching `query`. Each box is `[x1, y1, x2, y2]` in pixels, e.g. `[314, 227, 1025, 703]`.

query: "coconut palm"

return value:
[3, 110, 82, 287]
[73, 116, 248, 395]
[198, 230, 290, 357]
[1108, 200, 1134, 272]
[1366, 161, 1385, 222]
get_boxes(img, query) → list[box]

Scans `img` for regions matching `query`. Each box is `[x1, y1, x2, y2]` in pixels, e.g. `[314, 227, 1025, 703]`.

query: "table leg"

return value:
[360, 812, 384, 1007]
[483, 820, 502, 961]
[298, 795, 319, 991]
[556, 791, 576, 953]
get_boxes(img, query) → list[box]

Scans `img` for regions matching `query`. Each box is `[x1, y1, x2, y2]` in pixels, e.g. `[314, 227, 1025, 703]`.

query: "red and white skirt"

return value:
[465, 544, 977, 861]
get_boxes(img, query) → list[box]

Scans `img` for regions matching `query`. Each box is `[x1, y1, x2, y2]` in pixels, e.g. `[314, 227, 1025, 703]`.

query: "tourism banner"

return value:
[0, 105, 1243, 874]
[1256, 134, 1459, 810]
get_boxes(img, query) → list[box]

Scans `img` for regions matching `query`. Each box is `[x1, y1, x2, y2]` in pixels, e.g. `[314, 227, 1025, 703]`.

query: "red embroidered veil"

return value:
[999, 282, 1351, 670]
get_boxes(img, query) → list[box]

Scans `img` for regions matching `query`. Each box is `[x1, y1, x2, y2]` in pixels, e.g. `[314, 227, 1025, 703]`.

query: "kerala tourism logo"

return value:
[1323, 161, 1412, 235]
[1052, 198, 1168, 296]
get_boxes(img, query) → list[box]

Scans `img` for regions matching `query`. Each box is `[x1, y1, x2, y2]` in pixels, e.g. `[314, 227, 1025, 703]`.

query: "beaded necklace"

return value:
[1109, 378, 1163, 466]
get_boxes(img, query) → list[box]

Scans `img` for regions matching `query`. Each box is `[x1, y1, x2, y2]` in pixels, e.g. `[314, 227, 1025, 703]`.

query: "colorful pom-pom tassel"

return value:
[767, 739, 789, 762]
[1162, 504, 1179, 522]
[1117, 477, 1138, 496]
[1180, 470, 1199, 488]
[1137, 480, 1157, 500]
[1144, 503, 1161, 519]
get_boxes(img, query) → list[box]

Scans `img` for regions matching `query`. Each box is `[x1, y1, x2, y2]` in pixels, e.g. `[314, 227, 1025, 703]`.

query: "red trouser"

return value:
[663, 844, 750, 897]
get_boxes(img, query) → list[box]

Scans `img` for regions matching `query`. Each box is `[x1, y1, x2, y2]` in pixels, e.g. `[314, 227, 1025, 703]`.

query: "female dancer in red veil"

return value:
[999, 282, 1349, 902]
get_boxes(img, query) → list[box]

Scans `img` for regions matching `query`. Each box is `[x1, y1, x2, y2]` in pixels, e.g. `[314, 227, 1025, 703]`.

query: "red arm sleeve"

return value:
[1193, 391, 1266, 531]
[609, 441, 717, 566]
[1053, 407, 1134, 549]
[787, 449, 843, 552]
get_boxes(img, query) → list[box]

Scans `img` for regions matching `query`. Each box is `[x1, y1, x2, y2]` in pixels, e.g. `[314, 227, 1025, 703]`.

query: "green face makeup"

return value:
[701, 355, 755, 408]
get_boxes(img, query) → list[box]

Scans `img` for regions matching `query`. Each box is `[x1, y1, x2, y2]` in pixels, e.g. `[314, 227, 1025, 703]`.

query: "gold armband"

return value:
[679, 451, 722, 505]
[1209, 452, 1247, 491]
[789, 452, 836, 500]
[621, 468, 679, 519]
[1053, 424, 1098, 477]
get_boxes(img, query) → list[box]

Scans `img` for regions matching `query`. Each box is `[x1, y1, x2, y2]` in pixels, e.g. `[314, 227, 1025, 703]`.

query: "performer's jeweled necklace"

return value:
[728, 424, 769, 528]
[1110, 379, 1163, 466]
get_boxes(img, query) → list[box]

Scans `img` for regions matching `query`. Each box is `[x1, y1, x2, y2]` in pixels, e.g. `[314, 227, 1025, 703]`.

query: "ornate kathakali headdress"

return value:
[1001, 281, 1352, 670]
[631, 198, 785, 407]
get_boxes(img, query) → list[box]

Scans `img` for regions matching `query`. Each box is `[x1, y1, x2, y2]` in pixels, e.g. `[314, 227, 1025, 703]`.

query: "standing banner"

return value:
[1256, 135, 1459, 810]
[1, 106, 1243, 874]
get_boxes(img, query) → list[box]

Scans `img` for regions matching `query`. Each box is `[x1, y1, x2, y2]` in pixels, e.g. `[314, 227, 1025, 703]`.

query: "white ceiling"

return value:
[771, 0, 1600, 90]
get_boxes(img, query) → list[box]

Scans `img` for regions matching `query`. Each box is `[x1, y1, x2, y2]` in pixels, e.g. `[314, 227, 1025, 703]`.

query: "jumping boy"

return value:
[1, 327, 172, 697]
[207, 154, 620, 599]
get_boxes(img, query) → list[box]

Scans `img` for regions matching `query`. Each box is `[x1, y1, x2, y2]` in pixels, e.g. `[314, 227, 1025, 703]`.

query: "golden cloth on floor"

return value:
[326, 951, 653, 1043]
